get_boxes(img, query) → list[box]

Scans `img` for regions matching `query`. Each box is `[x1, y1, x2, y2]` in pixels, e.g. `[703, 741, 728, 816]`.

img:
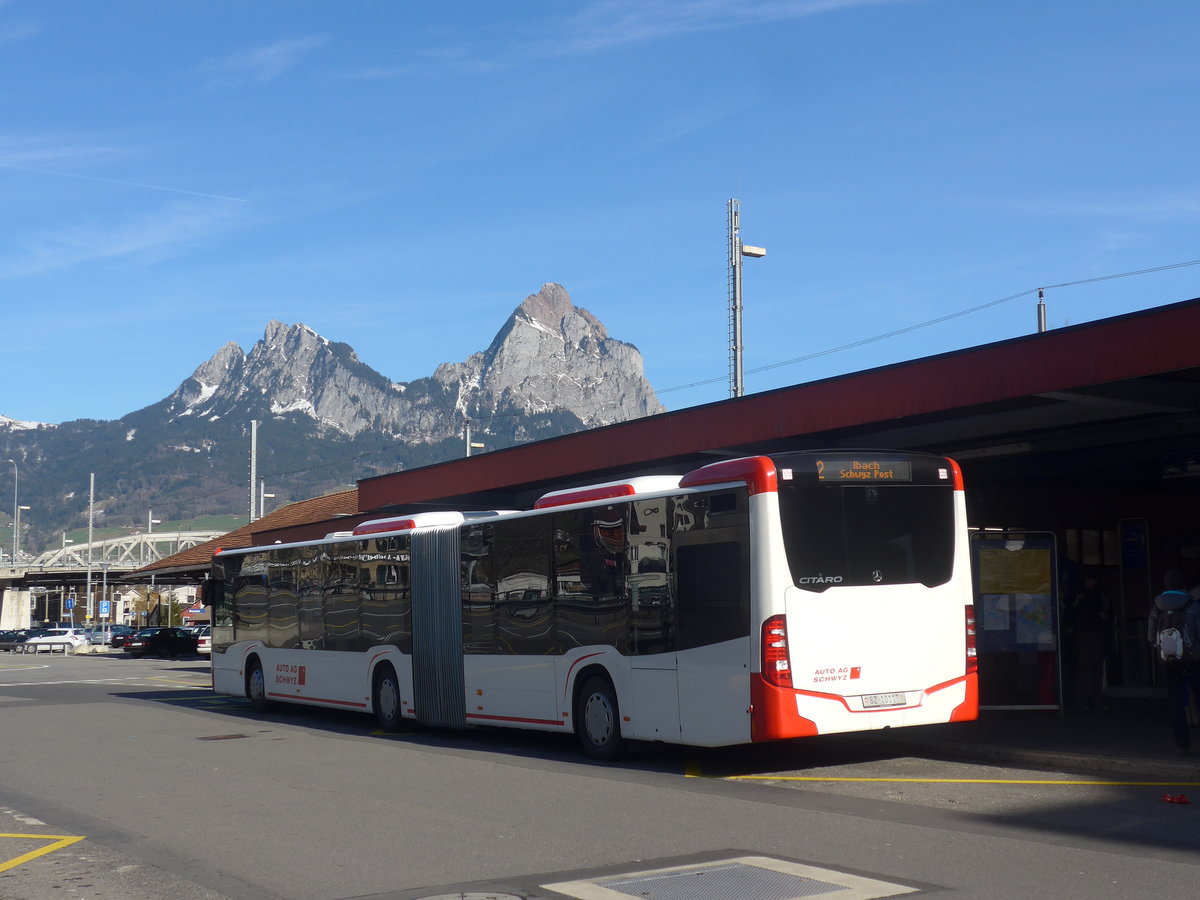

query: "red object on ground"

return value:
[1160, 794, 1191, 804]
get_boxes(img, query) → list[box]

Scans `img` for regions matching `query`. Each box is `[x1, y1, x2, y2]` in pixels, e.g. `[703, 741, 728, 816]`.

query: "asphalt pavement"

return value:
[850, 697, 1200, 783]
[19, 644, 1200, 783]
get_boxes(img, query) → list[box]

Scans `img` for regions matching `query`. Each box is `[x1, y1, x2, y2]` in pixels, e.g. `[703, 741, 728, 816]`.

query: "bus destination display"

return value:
[815, 458, 913, 482]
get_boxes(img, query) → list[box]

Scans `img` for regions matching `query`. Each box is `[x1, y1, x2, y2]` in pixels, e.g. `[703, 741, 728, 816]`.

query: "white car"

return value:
[194, 624, 211, 654]
[23, 629, 88, 653]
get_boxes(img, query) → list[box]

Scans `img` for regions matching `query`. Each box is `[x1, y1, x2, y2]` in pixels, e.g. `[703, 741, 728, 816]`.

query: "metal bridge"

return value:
[9, 530, 225, 583]
[31, 530, 223, 569]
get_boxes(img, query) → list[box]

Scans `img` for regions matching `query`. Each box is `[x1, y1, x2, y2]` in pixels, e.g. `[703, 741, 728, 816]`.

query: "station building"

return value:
[140, 296, 1200, 710]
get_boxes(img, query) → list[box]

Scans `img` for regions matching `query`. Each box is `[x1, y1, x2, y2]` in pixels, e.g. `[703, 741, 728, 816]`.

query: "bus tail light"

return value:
[965, 605, 978, 674]
[761, 615, 793, 688]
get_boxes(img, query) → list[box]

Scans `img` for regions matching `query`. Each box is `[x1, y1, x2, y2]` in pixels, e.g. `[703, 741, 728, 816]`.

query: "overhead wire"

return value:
[657, 257, 1200, 396]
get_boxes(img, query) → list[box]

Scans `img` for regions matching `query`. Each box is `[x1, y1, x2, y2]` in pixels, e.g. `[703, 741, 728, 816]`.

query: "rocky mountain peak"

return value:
[441, 283, 664, 427]
[160, 284, 661, 439]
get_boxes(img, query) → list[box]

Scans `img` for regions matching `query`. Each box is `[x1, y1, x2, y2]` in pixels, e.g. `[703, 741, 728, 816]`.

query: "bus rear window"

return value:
[778, 481, 954, 590]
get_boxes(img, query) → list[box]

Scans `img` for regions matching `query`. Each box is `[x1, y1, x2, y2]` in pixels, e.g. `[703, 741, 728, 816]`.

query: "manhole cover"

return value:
[544, 856, 916, 900]
[601, 863, 838, 899]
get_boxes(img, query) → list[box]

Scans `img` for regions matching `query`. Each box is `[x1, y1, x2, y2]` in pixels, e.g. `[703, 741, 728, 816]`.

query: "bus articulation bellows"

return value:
[207, 450, 978, 760]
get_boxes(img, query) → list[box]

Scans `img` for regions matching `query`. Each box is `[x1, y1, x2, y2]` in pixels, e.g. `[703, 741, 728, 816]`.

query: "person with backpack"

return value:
[1147, 570, 1200, 753]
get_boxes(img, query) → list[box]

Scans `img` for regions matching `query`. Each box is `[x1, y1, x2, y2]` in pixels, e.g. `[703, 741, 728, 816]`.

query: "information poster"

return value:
[971, 533, 1060, 708]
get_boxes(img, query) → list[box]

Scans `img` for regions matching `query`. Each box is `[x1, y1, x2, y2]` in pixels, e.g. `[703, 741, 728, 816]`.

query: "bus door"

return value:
[669, 492, 752, 747]
[626, 499, 680, 741]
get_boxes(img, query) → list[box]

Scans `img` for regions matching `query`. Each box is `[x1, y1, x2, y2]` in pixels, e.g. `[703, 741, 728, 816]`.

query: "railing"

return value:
[1, 640, 79, 655]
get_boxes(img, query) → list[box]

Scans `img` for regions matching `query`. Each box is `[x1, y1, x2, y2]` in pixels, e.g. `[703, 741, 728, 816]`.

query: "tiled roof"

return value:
[129, 489, 359, 579]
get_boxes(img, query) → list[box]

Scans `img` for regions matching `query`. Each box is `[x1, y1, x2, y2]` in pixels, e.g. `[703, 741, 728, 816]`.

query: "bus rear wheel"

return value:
[576, 676, 624, 761]
[246, 659, 272, 712]
[373, 665, 405, 733]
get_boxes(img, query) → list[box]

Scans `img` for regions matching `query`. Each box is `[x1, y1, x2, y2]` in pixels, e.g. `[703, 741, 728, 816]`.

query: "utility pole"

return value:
[86, 473, 95, 623]
[727, 199, 766, 398]
[464, 417, 485, 457]
[249, 420, 258, 522]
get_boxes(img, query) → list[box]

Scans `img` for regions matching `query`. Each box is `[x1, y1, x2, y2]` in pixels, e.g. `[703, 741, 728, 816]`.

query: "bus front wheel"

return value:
[373, 665, 405, 733]
[576, 676, 624, 761]
[246, 659, 272, 712]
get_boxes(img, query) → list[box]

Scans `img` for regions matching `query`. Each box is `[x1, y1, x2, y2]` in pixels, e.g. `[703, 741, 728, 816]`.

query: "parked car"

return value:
[125, 627, 200, 658]
[193, 624, 211, 654]
[23, 628, 89, 653]
[89, 624, 135, 646]
[0, 629, 29, 651]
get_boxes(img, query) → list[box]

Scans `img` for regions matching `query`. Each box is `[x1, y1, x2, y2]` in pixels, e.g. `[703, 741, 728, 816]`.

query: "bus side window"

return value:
[493, 517, 553, 655]
[628, 499, 672, 655]
[267, 549, 300, 650]
[324, 554, 362, 651]
[232, 561, 268, 644]
[296, 546, 324, 650]
[554, 506, 630, 653]
[462, 524, 499, 654]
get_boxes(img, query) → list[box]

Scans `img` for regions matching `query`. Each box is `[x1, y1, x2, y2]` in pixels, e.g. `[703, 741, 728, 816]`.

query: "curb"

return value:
[845, 733, 1199, 783]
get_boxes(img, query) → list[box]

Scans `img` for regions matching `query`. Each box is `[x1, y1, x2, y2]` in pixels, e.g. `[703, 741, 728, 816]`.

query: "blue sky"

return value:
[2, 0, 1198, 424]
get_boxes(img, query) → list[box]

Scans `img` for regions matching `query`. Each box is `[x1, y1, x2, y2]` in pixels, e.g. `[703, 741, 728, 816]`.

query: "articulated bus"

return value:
[208, 450, 977, 759]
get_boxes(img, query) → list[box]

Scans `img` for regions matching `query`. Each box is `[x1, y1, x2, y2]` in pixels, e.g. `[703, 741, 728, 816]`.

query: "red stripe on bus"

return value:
[353, 519, 417, 535]
[534, 484, 637, 509]
[562, 651, 606, 700]
[946, 456, 965, 491]
[679, 456, 777, 495]
[466, 713, 566, 727]
[267, 692, 368, 708]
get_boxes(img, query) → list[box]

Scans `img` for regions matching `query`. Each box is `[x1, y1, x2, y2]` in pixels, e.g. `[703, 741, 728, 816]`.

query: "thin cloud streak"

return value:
[340, 0, 915, 80]
[997, 194, 1200, 221]
[550, 0, 913, 55]
[202, 35, 330, 88]
[0, 163, 248, 202]
[0, 203, 247, 279]
[0, 19, 39, 45]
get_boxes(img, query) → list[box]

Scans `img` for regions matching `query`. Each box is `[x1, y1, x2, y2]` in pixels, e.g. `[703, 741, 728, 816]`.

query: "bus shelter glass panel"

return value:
[971, 532, 1061, 710]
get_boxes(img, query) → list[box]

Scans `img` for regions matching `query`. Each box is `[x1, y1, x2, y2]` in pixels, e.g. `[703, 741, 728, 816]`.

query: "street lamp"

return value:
[464, 418, 485, 457]
[259, 480, 275, 518]
[6, 458, 16, 566]
[14, 504, 29, 565]
[143, 510, 161, 564]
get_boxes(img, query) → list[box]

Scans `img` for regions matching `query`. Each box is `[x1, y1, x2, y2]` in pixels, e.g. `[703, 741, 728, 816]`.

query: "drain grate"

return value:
[543, 856, 917, 900]
[600, 863, 840, 900]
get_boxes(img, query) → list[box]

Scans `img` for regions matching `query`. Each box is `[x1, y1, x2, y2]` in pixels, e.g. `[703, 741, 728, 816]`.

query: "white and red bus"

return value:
[209, 450, 977, 759]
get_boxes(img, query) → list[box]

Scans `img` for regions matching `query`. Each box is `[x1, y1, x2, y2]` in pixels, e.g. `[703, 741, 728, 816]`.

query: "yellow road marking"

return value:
[0, 834, 85, 873]
[146, 677, 208, 688]
[725, 775, 1200, 786]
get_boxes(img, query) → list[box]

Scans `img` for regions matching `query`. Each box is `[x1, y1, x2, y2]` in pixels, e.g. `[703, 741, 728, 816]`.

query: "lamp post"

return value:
[14, 504, 29, 566]
[726, 198, 766, 399]
[259, 481, 275, 518]
[464, 418, 485, 457]
[6, 458, 16, 566]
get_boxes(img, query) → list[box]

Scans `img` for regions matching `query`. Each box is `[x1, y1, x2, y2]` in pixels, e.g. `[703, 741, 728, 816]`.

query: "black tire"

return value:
[246, 658, 272, 712]
[372, 665, 405, 733]
[575, 675, 624, 761]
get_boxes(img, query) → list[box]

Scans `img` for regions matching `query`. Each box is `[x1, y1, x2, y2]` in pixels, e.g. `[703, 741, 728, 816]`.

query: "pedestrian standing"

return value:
[1067, 573, 1109, 710]
[1148, 571, 1200, 753]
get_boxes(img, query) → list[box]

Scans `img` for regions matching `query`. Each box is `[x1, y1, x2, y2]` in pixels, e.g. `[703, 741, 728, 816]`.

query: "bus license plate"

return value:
[862, 692, 906, 709]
